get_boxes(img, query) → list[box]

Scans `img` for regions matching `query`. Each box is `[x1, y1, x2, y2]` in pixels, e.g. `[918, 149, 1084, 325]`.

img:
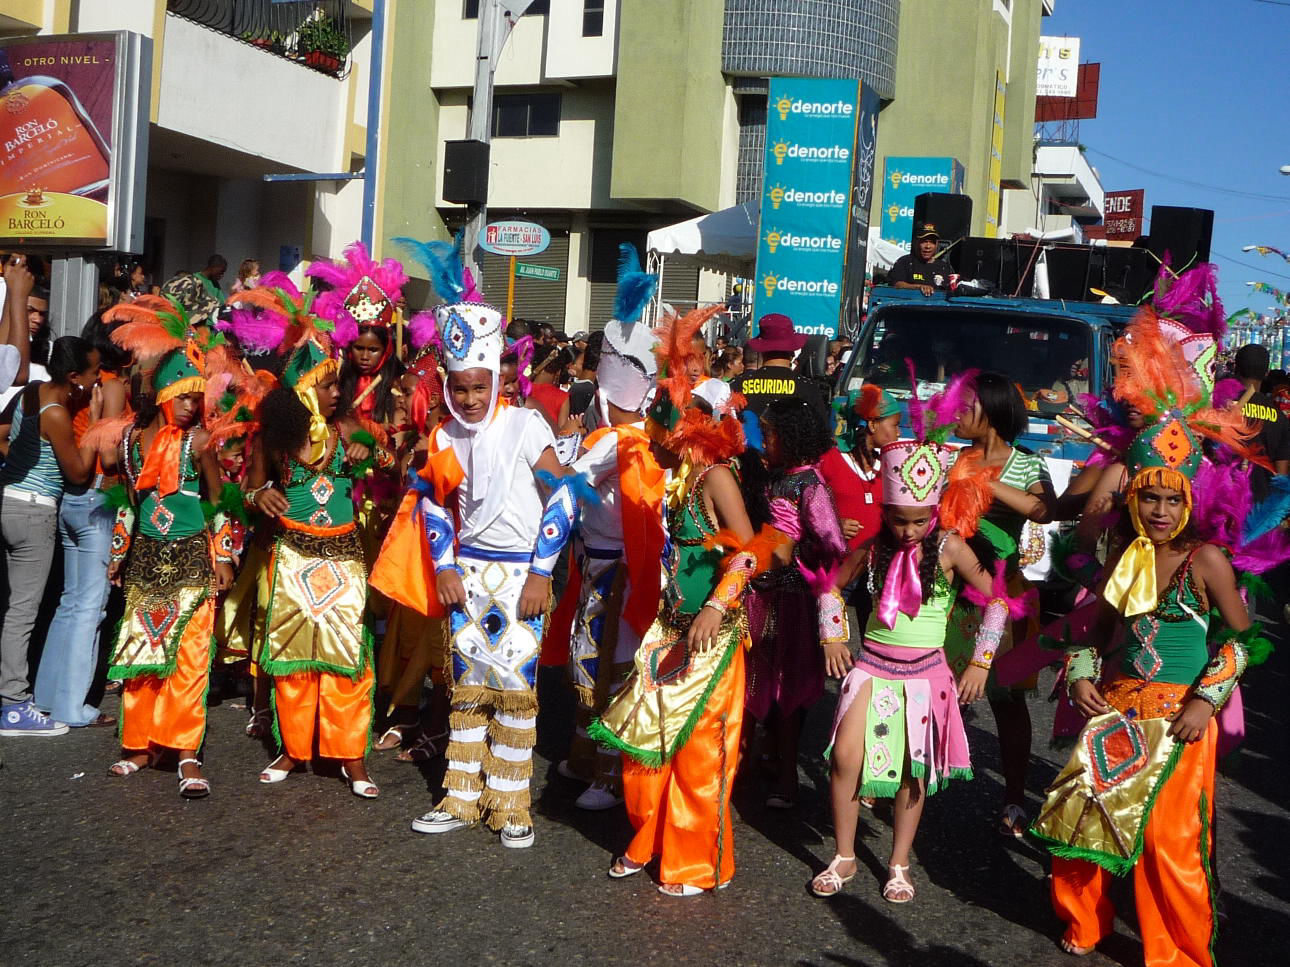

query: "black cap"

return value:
[914, 223, 939, 240]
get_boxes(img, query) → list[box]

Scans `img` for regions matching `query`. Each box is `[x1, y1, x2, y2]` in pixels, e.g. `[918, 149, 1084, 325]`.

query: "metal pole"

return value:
[50, 256, 98, 340]
[462, 1, 535, 281]
[506, 254, 517, 321]
[361, 0, 387, 251]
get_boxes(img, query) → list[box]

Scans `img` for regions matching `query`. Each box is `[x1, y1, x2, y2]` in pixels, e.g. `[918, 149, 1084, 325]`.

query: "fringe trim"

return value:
[479, 788, 531, 830]
[443, 740, 489, 765]
[587, 630, 742, 768]
[108, 587, 211, 682]
[436, 793, 481, 824]
[857, 779, 904, 800]
[448, 708, 490, 732]
[449, 684, 538, 714]
[443, 768, 484, 794]
[1027, 739, 1185, 877]
[483, 751, 533, 782]
[1199, 789, 1219, 965]
[487, 719, 537, 750]
[909, 761, 974, 796]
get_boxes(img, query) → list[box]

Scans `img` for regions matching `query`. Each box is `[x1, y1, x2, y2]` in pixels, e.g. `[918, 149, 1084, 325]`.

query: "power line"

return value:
[1211, 250, 1290, 282]
[1084, 147, 1290, 203]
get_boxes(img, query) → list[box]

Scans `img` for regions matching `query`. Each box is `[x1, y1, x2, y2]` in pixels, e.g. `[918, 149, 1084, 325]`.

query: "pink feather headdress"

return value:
[306, 240, 408, 347]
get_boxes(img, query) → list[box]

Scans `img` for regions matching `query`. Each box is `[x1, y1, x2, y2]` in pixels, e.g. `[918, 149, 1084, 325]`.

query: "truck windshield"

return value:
[844, 304, 1093, 405]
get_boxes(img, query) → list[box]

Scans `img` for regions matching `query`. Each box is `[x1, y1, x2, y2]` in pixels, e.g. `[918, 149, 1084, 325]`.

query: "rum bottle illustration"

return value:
[0, 48, 110, 201]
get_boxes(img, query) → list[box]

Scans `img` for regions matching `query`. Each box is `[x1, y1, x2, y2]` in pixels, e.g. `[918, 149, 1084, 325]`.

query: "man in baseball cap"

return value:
[887, 223, 953, 297]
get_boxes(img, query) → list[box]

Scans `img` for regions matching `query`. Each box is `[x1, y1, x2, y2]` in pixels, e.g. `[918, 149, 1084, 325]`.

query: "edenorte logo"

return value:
[765, 183, 847, 210]
[771, 140, 851, 165]
[886, 203, 914, 224]
[764, 227, 844, 255]
[760, 272, 840, 299]
[774, 93, 855, 121]
[887, 169, 952, 191]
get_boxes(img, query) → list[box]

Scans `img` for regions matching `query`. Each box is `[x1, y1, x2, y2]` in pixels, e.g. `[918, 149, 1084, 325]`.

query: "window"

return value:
[589, 229, 647, 283]
[583, 0, 605, 37]
[464, 0, 478, 17]
[493, 92, 561, 137]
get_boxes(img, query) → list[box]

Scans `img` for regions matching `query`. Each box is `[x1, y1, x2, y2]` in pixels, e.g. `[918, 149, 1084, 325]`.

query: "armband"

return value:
[709, 550, 757, 612]
[417, 495, 458, 573]
[110, 504, 135, 569]
[530, 475, 580, 578]
[211, 512, 236, 566]
[1194, 639, 1248, 711]
[970, 597, 1008, 670]
[1064, 646, 1101, 697]
[818, 587, 850, 645]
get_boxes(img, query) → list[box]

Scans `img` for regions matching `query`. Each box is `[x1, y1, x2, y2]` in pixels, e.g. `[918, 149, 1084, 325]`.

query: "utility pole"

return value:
[462, 0, 535, 282]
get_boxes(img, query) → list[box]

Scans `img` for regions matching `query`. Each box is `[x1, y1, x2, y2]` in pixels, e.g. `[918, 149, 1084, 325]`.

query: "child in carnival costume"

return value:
[1031, 313, 1270, 965]
[811, 374, 1029, 903]
[371, 235, 574, 847]
[232, 274, 393, 799]
[543, 244, 666, 811]
[100, 295, 237, 798]
[593, 304, 781, 897]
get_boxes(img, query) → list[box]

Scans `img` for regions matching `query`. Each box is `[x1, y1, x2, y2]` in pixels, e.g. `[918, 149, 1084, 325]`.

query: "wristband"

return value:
[531, 475, 579, 576]
[970, 597, 1008, 670]
[818, 587, 849, 645]
[110, 504, 134, 569]
[1065, 646, 1101, 697]
[211, 512, 236, 565]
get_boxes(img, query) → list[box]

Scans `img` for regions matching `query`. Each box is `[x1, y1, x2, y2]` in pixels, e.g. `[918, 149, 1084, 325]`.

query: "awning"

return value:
[646, 201, 758, 277]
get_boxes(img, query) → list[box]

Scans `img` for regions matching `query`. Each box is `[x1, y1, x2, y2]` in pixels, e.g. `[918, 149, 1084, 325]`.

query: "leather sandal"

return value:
[810, 855, 857, 897]
[1060, 938, 1095, 956]
[395, 729, 448, 763]
[882, 864, 915, 903]
[244, 709, 272, 739]
[373, 725, 407, 752]
[177, 757, 210, 799]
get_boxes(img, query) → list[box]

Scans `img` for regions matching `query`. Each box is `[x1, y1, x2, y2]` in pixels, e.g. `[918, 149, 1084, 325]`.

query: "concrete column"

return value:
[564, 212, 591, 333]
[50, 257, 99, 339]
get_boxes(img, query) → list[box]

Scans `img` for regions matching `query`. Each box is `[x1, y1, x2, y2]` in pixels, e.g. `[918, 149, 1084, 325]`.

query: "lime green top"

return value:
[284, 434, 353, 528]
[864, 565, 958, 649]
[132, 430, 206, 540]
[664, 466, 724, 616]
[1119, 550, 1210, 684]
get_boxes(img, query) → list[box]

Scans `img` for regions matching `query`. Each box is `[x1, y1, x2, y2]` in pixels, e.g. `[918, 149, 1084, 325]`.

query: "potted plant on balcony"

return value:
[297, 17, 349, 76]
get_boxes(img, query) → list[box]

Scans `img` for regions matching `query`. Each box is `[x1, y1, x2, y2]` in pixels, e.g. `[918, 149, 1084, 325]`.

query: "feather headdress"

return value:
[906, 362, 978, 445]
[1152, 260, 1226, 340]
[105, 294, 224, 404]
[653, 303, 724, 411]
[613, 244, 658, 325]
[306, 240, 408, 344]
[394, 233, 483, 306]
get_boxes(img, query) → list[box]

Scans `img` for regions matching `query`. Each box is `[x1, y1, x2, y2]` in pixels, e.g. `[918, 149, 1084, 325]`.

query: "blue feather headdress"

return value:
[613, 244, 658, 324]
[394, 232, 468, 305]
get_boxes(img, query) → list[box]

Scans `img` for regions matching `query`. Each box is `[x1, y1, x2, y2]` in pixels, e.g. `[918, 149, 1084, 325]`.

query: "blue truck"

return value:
[833, 285, 1140, 579]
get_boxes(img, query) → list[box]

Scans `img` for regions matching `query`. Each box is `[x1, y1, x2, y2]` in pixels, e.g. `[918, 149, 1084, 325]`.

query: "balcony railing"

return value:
[166, 0, 353, 78]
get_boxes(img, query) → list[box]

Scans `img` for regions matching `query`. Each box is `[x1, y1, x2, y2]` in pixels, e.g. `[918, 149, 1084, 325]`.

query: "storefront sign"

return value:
[1037, 36, 1081, 97]
[0, 32, 150, 250]
[754, 77, 879, 338]
[1103, 189, 1145, 241]
[480, 219, 550, 257]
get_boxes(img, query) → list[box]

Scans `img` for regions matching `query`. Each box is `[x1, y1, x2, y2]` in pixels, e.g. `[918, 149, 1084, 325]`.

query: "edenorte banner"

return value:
[754, 77, 878, 338]
[880, 157, 965, 252]
[0, 32, 150, 250]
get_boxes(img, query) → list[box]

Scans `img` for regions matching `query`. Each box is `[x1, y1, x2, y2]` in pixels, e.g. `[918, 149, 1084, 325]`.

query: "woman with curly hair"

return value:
[744, 397, 849, 808]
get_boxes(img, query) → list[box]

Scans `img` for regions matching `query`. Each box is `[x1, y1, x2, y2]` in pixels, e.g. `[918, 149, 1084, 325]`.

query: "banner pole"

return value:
[506, 255, 517, 321]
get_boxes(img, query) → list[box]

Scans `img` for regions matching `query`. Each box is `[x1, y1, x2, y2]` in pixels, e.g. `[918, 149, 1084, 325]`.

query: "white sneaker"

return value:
[500, 823, 535, 848]
[411, 810, 470, 835]
[576, 783, 624, 811]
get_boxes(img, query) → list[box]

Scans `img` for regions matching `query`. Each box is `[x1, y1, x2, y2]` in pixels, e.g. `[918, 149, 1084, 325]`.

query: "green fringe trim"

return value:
[200, 483, 246, 525]
[909, 761, 974, 797]
[1227, 621, 1274, 667]
[102, 482, 131, 512]
[258, 552, 372, 681]
[195, 634, 217, 751]
[1237, 572, 1272, 604]
[857, 779, 904, 800]
[350, 429, 376, 448]
[1199, 789, 1219, 964]
[107, 587, 211, 682]
[1027, 738, 1185, 877]
[588, 632, 741, 769]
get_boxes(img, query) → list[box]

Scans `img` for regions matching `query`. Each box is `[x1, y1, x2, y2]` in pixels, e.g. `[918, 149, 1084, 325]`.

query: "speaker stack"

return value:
[912, 193, 973, 248]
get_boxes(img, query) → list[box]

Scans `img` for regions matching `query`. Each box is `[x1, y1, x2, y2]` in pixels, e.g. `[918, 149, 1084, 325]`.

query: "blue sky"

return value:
[1045, 0, 1290, 319]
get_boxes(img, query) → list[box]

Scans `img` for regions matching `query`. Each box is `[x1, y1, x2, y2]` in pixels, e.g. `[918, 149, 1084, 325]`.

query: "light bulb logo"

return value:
[765, 228, 782, 254]
[772, 140, 790, 165]
[768, 184, 786, 210]
[887, 204, 900, 223]
[762, 273, 779, 299]
[775, 95, 793, 121]
[889, 169, 903, 191]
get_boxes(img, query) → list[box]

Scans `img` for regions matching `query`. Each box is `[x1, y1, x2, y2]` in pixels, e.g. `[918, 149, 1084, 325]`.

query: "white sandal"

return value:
[658, 883, 706, 898]
[810, 855, 857, 897]
[608, 856, 644, 879]
[259, 755, 296, 784]
[244, 709, 272, 738]
[340, 765, 379, 799]
[883, 863, 915, 903]
[107, 758, 143, 777]
[176, 757, 210, 799]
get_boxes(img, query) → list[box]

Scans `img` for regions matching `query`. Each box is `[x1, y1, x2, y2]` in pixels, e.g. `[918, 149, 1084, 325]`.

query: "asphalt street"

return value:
[4, 630, 1288, 967]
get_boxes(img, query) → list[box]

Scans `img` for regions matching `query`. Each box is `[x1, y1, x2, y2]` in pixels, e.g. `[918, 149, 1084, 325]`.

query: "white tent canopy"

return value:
[646, 201, 758, 277]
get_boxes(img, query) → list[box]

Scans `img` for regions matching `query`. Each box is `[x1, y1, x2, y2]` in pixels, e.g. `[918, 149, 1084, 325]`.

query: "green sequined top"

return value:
[1119, 550, 1210, 685]
[283, 434, 353, 529]
[864, 562, 958, 649]
[664, 466, 724, 616]
[128, 429, 205, 540]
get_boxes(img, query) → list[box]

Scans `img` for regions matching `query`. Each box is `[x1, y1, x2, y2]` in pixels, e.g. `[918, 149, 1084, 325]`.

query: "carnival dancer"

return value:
[371, 235, 573, 847]
[232, 275, 390, 799]
[820, 385, 902, 553]
[101, 296, 235, 797]
[1031, 314, 1269, 965]
[545, 244, 666, 810]
[943, 371, 1056, 837]
[745, 397, 849, 810]
[810, 375, 1026, 903]
[592, 305, 780, 896]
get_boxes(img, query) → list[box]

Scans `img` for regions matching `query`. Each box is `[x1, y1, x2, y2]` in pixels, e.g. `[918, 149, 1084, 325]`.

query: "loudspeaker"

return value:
[913, 193, 972, 247]
[1148, 206, 1213, 268]
[1044, 244, 1094, 301]
[443, 139, 490, 205]
[1101, 246, 1156, 304]
[950, 236, 1002, 282]
[798, 334, 830, 378]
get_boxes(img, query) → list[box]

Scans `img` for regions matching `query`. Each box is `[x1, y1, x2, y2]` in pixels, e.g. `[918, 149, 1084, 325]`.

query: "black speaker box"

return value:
[950, 236, 1002, 282]
[1148, 206, 1213, 268]
[913, 193, 973, 247]
[1101, 245, 1156, 304]
[1044, 244, 1094, 301]
[798, 334, 830, 378]
[443, 139, 490, 205]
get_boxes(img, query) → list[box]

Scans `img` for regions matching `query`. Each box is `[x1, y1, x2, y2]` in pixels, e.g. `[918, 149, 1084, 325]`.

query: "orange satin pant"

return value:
[623, 645, 745, 890]
[120, 600, 215, 752]
[274, 666, 375, 761]
[1052, 719, 1218, 967]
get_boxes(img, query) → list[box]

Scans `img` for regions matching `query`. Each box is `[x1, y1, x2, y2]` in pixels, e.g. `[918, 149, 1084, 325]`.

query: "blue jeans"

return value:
[33, 490, 112, 726]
